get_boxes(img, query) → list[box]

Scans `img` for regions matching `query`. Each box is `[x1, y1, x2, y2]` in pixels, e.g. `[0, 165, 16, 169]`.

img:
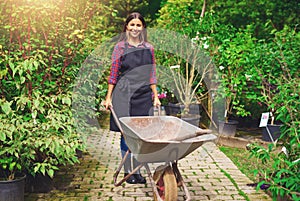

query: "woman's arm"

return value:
[148, 44, 160, 107]
[104, 42, 123, 109]
[150, 84, 161, 107]
[104, 84, 115, 109]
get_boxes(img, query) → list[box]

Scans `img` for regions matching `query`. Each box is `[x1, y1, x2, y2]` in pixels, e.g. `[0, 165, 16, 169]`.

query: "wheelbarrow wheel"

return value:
[153, 166, 178, 201]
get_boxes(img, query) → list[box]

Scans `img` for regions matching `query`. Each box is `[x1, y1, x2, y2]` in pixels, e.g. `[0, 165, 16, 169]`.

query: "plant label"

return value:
[259, 112, 270, 127]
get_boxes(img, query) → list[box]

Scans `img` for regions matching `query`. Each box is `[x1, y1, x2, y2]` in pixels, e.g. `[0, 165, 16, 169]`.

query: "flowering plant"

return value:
[158, 92, 167, 99]
[155, 87, 169, 106]
[158, 93, 168, 106]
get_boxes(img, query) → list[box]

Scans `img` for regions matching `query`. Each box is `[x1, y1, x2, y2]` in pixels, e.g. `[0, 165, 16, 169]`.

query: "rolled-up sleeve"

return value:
[149, 45, 157, 84]
[108, 43, 123, 84]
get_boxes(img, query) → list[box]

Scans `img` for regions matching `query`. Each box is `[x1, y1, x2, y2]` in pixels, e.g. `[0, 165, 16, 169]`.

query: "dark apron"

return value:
[110, 43, 154, 132]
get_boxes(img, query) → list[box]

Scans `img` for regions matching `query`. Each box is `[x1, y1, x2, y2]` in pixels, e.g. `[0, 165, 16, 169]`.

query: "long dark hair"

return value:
[119, 12, 148, 42]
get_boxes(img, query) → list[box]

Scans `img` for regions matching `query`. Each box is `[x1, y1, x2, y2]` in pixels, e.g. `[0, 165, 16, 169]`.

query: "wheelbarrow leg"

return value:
[172, 162, 191, 201]
[113, 150, 144, 186]
[144, 164, 164, 201]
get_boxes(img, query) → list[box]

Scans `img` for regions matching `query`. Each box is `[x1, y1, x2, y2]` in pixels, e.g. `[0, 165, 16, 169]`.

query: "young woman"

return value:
[104, 12, 161, 184]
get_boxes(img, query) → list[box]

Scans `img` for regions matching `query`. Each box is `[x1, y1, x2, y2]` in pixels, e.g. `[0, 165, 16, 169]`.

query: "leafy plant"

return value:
[247, 27, 300, 200]
[0, 0, 112, 180]
[247, 26, 300, 125]
[0, 92, 82, 181]
[215, 28, 256, 122]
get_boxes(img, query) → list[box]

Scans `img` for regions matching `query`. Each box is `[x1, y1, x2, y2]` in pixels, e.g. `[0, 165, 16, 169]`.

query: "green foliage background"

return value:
[0, 0, 299, 199]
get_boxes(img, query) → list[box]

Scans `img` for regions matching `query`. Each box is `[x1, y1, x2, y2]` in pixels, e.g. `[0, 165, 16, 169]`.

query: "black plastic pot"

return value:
[164, 103, 184, 115]
[218, 120, 239, 136]
[25, 173, 53, 193]
[164, 103, 202, 127]
[165, 103, 201, 116]
[262, 124, 282, 142]
[0, 175, 26, 201]
[181, 114, 201, 127]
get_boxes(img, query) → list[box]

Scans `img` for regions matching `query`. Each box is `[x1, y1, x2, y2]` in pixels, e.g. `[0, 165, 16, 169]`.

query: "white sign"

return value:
[259, 112, 270, 127]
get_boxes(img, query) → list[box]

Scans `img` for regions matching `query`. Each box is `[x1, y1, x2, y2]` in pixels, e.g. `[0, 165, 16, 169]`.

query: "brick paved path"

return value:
[25, 129, 272, 201]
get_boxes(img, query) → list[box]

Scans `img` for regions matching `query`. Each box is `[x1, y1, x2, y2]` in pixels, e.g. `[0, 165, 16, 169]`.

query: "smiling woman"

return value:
[120, 12, 148, 47]
[103, 12, 161, 184]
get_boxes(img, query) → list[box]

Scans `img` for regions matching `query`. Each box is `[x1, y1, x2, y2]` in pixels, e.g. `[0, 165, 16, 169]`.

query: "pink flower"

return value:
[158, 93, 167, 99]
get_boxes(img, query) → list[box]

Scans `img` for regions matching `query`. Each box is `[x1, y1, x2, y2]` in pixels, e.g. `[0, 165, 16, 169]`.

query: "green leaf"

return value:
[33, 61, 39, 68]
[16, 163, 22, 171]
[0, 69, 8, 79]
[62, 97, 71, 106]
[20, 76, 26, 84]
[1, 102, 12, 115]
[40, 165, 46, 175]
[34, 164, 40, 173]
[47, 169, 54, 178]
[33, 99, 40, 108]
[9, 162, 16, 171]
[0, 132, 6, 141]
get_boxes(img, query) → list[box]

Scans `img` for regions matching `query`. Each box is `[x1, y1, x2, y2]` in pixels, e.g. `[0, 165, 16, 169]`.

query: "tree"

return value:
[102, 0, 149, 33]
[209, 0, 300, 38]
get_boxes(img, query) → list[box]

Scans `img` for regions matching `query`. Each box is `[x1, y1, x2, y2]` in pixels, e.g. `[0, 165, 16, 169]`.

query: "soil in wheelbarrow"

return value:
[127, 118, 182, 141]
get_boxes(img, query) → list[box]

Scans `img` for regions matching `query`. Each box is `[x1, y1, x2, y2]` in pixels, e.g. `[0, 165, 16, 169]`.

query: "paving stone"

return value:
[192, 195, 210, 200]
[25, 130, 272, 201]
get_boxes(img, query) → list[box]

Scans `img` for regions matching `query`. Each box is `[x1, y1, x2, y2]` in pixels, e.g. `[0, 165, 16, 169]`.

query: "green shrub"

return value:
[248, 27, 300, 200]
[0, 0, 111, 180]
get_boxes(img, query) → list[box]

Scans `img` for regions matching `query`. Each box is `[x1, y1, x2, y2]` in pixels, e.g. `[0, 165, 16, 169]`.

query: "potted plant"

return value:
[0, 93, 83, 197]
[0, 101, 28, 201]
[251, 40, 287, 142]
[216, 79, 240, 136]
[255, 64, 283, 142]
[256, 76, 284, 142]
[214, 30, 255, 136]
[153, 0, 238, 129]
[216, 70, 248, 137]
[156, 45, 214, 127]
[148, 22, 220, 127]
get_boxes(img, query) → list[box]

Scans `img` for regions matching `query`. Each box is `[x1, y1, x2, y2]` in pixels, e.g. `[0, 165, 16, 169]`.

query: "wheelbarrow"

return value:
[110, 107, 217, 201]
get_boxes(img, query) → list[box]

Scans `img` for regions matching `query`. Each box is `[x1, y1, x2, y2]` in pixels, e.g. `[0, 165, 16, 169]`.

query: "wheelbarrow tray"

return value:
[119, 116, 217, 163]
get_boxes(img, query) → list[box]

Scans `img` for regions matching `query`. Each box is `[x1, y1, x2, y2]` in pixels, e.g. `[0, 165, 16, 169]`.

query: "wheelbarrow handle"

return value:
[155, 105, 161, 116]
[109, 106, 125, 135]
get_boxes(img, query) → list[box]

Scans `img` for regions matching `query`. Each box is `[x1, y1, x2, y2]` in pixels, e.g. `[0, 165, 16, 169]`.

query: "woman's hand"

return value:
[153, 97, 161, 107]
[103, 97, 112, 110]
[103, 84, 115, 110]
[150, 84, 161, 108]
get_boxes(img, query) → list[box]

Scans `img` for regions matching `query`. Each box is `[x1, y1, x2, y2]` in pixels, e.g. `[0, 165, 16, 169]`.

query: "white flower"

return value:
[282, 146, 288, 157]
[203, 42, 209, 49]
[219, 66, 225, 70]
[245, 74, 252, 81]
[170, 65, 180, 69]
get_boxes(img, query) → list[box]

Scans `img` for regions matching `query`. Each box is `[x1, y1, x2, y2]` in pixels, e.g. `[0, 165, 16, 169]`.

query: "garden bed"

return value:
[219, 146, 269, 182]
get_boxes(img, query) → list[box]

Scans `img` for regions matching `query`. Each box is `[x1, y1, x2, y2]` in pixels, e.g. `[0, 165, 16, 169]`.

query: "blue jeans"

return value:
[120, 135, 130, 158]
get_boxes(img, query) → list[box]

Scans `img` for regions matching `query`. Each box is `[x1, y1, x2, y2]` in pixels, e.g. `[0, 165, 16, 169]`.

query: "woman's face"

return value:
[126, 18, 143, 40]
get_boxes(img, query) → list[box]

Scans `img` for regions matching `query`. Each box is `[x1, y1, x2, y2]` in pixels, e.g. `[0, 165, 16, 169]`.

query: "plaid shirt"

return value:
[108, 41, 157, 85]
